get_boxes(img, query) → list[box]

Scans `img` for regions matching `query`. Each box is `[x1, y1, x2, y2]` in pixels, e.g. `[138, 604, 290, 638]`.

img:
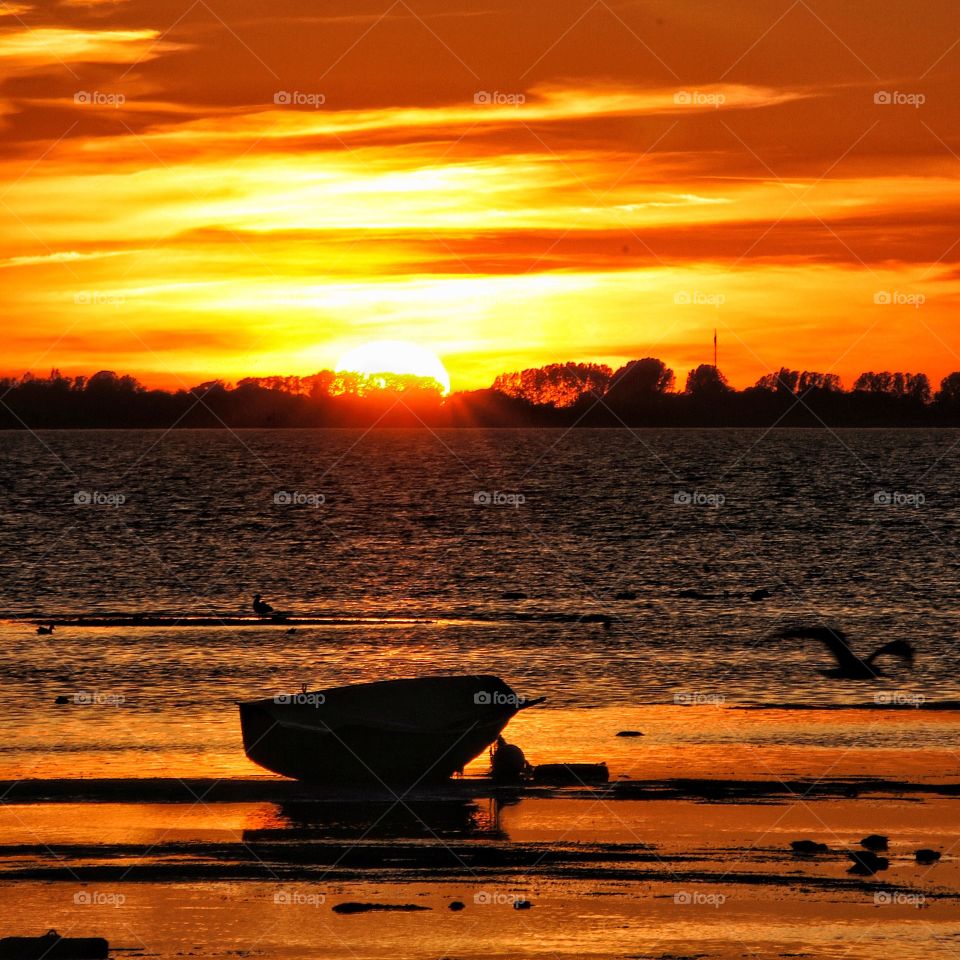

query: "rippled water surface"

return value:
[1, 427, 958, 779]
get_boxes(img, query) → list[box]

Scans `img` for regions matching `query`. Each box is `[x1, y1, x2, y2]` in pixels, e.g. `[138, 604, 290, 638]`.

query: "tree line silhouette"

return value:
[3, 361, 960, 428]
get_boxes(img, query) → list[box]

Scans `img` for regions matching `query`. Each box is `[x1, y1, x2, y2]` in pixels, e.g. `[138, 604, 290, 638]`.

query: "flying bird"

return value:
[774, 625, 915, 680]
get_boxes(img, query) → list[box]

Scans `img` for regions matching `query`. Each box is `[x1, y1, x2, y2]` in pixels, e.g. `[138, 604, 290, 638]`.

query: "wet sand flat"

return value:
[1, 786, 958, 959]
[2, 878, 959, 960]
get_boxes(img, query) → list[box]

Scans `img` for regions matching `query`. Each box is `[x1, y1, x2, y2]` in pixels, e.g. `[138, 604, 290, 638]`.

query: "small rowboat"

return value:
[239, 674, 541, 784]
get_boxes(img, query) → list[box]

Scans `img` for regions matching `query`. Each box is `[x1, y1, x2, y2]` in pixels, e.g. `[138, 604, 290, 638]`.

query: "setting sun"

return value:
[335, 340, 451, 394]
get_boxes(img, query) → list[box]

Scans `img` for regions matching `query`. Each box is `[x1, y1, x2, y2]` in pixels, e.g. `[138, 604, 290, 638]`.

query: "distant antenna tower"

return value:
[713, 328, 717, 369]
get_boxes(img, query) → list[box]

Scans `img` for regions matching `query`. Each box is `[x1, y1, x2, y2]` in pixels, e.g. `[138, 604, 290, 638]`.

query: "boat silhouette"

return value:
[238, 674, 542, 784]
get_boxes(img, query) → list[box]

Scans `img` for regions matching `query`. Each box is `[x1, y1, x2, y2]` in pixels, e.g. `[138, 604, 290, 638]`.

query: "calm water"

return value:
[0, 427, 958, 779]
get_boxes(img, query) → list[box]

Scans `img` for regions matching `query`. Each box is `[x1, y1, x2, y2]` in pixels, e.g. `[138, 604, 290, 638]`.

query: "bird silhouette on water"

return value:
[773, 625, 915, 680]
[36, 623, 54, 635]
[252, 594, 274, 616]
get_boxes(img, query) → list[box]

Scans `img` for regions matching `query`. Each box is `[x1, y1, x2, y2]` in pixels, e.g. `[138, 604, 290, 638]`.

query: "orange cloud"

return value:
[0, 26, 170, 68]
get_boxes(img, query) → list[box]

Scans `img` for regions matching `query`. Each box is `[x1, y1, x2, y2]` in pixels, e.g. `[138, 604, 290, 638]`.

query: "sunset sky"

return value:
[1, 0, 959, 391]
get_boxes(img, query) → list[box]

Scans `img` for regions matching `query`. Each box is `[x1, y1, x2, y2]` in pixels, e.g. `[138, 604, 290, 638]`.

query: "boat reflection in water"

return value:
[242, 797, 509, 843]
[238, 674, 541, 785]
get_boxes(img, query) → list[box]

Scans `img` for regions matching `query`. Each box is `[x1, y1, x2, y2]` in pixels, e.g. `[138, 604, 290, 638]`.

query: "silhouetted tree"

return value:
[799, 371, 841, 392]
[607, 357, 675, 398]
[756, 368, 841, 394]
[85, 370, 143, 395]
[685, 364, 731, 397]
[1, 359, 957, 429]
[854, 371, 931, 403]
[755, 368, 800, 393]
[904, 373, 932, 403]
[492, 362, 611, 407]
[937, 372, 960, 408]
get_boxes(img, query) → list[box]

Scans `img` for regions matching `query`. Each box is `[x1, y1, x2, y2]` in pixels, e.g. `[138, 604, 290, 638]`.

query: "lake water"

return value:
[0, 427, 958, 780]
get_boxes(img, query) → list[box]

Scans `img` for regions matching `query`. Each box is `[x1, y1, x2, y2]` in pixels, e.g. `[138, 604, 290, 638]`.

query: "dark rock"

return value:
[616, 730, 644, 738]
[448, 901, 466, 911]
[847, 850, 888, 874]
[790, 840, 828, 854]
[860, 834, 888, 852]
[915, 849, 941, 864]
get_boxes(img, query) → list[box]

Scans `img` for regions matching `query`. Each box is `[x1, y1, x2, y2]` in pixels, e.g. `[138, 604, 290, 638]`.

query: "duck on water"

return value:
[252, 593, 274, 616]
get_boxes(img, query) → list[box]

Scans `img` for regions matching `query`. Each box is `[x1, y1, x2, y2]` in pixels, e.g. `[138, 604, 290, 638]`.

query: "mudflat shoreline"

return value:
[1, 786, 957, 958]
[1, 776, 958, 804]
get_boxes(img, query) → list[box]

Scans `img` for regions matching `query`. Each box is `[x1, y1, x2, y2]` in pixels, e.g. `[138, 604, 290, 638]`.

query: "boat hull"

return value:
[238, 675, 523, 784]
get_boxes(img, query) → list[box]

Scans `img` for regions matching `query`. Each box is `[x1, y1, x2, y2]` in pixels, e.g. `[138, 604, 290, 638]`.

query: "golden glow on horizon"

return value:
[336, 341, 451, 394]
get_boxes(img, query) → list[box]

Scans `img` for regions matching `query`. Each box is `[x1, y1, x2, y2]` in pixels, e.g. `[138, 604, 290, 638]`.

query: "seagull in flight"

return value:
[774, 625, 915, 680]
